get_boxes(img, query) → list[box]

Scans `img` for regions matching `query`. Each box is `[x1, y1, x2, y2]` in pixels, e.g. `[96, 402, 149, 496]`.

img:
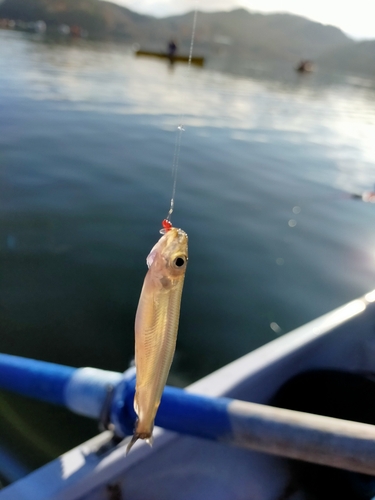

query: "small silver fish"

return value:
[127, 226, 188, 453]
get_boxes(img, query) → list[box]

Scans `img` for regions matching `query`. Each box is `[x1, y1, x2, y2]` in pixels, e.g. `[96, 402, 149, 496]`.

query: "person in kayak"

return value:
[167, 39, 177, 63]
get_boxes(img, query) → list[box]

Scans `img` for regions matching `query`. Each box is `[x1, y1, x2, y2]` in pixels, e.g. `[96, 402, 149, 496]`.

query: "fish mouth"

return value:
[164, 227, 188, 246]
[176, 228, 188, 241]
[173, 228, 188, 252]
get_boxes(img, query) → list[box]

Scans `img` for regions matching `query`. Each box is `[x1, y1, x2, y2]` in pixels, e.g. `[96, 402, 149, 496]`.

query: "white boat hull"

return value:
[2, 291, 375, 499]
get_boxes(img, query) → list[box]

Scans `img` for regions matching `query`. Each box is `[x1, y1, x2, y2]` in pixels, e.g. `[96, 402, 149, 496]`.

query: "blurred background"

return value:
[1, 0, 375, 484]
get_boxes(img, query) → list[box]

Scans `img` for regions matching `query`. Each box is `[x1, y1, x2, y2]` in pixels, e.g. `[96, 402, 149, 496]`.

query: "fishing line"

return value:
[166, 4, 199, 223]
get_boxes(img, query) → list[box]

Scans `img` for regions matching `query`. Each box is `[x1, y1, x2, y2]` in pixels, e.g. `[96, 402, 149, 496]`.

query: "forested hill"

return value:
[1, 0, 374, 74]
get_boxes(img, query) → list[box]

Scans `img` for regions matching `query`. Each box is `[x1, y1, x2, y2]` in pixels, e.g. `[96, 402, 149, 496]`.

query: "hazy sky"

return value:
[111, 0, 375, 40]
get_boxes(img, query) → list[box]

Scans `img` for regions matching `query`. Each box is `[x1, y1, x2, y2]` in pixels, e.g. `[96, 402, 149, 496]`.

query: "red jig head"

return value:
[160, 219, 173, 234]
[162, 219, 173, 231]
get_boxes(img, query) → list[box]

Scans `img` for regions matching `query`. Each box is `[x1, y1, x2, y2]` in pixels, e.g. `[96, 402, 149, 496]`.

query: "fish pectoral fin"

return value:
[126, 434, 139, 455]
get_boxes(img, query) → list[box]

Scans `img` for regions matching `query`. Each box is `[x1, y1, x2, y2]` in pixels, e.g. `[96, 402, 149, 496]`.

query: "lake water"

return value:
[1, 29, 375, 477]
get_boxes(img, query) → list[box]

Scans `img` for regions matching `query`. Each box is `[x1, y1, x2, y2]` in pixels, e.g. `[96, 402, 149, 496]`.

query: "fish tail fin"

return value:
[126, 431, 153, 455]
[145, 435, 154, 447]
[126, 434, 139, 455]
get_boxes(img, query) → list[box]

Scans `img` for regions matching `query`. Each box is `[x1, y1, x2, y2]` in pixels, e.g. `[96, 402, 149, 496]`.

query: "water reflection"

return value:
[5, 32, 375, 141]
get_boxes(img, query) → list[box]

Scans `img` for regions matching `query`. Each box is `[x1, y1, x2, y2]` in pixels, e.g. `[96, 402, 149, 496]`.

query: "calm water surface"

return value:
[1, 29, 375, 475]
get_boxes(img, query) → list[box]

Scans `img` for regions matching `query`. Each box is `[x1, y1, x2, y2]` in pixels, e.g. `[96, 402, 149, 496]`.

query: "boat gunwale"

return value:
[1, 290, 375, 499]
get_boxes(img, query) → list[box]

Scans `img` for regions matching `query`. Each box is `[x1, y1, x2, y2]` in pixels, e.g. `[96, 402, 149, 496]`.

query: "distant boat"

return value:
[135, 49, 205, 66]
[351, 190, 375, 203]
[296, 60, 313, 73]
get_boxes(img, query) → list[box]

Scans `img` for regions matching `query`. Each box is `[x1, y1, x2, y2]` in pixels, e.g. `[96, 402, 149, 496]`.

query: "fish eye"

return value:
[173, 256, 186, 268]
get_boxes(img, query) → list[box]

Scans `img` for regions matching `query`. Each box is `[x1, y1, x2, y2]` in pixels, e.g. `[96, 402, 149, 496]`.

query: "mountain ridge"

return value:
[0, 0, 373, 75]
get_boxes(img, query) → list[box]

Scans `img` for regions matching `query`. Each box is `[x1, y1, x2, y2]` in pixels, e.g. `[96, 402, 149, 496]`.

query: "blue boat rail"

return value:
[1, 353, 375, 475]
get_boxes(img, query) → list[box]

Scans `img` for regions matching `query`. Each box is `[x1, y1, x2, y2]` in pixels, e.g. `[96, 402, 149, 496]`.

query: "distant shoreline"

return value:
[1, 1, 375, 76]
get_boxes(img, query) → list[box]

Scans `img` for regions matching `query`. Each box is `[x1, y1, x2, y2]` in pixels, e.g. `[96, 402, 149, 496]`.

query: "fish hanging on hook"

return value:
[127, 220, 188, 453]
